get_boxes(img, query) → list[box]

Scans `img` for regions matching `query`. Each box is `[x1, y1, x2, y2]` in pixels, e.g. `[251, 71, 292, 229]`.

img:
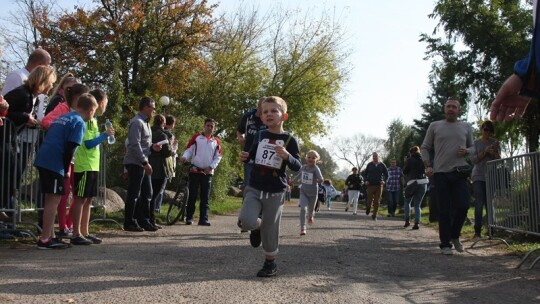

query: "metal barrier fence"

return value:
[0, 117, 118, 240]
[485, 151, 540, 269]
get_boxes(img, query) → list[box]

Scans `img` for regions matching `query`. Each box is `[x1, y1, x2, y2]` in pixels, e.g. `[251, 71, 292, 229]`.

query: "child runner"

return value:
[34, 93, 98, 249]
[238, 96, 301, 277]
[71, 89, 114, 245]
[294, 150, 323, 235]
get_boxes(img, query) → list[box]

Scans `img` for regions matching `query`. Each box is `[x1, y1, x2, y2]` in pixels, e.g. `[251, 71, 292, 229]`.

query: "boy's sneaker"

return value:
[256, 260, 277, 277]
[71, 235, 93, 245]
[441, 247, 453, 255]
[300, 229, 306, 236]
[57, 228, 73, 239]
[250, 229, 261, 248]
[85, 234, 103, 244]
[37, 238, 70, 250]
[451, 238, 464, 252]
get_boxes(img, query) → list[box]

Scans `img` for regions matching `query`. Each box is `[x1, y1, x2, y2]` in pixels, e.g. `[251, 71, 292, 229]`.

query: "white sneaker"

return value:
[328, 207, 331, 211]
[441, 247, 453, 255]
[451, 238, 464, 252]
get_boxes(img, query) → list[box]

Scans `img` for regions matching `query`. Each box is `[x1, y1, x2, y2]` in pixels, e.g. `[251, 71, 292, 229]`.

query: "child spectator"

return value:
[238, 96, 302, 277]
[33, 93, 98, 249]
[70, 89, 113, 245]
[322, 179, 337, 210]
[316, 183, 326, 213]
[45, 72, 80, 115]
[42, 83, 90, 239]
[294, 150, 323, 235]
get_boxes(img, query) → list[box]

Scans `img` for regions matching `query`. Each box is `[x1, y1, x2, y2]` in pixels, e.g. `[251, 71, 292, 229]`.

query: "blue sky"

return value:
[2, 0, 439, 143]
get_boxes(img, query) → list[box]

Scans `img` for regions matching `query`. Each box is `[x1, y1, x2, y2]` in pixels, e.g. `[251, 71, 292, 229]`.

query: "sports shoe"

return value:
[185, 220, 193, 225]
[250, 229, 261, 248]
[472, 233, 482, 241]
[353, 212, 357, 215]
[307, 217, 314, 225]
[85, 234, 102, 244]
[412, 224, 419, 230]
[141, 224, 158, 232]
[57, 228, 73, 239]
[71, 235, 93, 245]
[365, 208, 370, 215]
[451, 238, 464, 252]
[345, 206, 349, 212]
[123, 224, 144, 232]
[327, 208, 331, 211]
[37, 238, 70, 249]
[256, 260, 277, 277]
[404, 221, 410, 228]
[441, 247, 453, 255]
[300, 229, 306, 235]
[198, 221, 211, 226]
[372, 215, 377, 221]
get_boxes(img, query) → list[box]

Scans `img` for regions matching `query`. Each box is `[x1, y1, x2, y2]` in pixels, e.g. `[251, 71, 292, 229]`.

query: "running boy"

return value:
[294, 150, 323, 235]
[71, 89, 114, 245]
[34, 93, 98, 249]
[238, 96, 301, 277]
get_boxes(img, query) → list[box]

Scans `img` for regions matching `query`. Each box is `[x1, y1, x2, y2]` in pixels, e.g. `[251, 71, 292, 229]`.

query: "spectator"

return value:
[180, 118, 223, 226]
[470, 120, 500, 239]
[148, 114, 173, 229]
[386, 159, 404, 217]
[363, 152, 389, 220]
[345, 167, 363, 215]
[490, 0, 539, 122]
[42, 83, 90, 239]
[33, 93, 98, 249]
[1, 48, 51, 96]
[322, 179, 337, 210]
[403, 146, 428, 230]
[421, 98, 474, 255]
[153, 115, 178, 214]
[123, 97, 160, 232]
[45, 72, 80, 115]
[70, 89, 113, 245]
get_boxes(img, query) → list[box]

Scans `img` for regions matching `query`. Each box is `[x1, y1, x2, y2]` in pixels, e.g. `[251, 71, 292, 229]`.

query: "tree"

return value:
[188, 6, 351, 143]
[384, 118, 413, 164]
[421, 0, 539, 151]
[34, 0, 215, 111]
[298, 143, 338, 179]
[332, 133, 386, 171]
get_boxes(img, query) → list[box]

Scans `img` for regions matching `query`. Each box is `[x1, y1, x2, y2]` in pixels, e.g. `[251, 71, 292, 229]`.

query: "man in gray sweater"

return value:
[421, 98, 474, 255]
[123, 97, 160, 232]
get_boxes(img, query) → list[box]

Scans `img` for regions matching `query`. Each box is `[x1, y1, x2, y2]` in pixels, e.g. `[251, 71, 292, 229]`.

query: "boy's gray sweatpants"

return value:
[299, 189, 317, 229]
[238, 186, 285, 257]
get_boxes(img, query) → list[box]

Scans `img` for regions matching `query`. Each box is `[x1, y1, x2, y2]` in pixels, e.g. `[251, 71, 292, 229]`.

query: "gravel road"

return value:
[1, 201, 539, 304]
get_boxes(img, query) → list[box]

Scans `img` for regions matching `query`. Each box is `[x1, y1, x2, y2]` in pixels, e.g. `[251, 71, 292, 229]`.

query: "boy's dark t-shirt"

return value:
[247, 130, 302, 192]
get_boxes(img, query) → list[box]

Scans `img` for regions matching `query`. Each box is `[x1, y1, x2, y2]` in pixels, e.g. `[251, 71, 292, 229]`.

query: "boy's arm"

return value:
[64, 142, 80, 177]
[85, 133, 108, 149]
[285, 137, 302, 171]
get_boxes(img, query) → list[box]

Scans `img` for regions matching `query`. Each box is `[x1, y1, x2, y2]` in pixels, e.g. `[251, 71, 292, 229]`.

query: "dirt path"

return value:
[1, 201, 539, 303]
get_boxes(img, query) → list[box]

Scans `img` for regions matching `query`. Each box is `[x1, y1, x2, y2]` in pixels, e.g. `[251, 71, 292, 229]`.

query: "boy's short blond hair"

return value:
[76, 93, 98, 111]
[263, 96, 288, 113]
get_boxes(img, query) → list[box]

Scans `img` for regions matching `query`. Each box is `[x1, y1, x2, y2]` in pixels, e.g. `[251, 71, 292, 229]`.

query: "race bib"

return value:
[255, 142, 283, 169]
[301, 172, 314, 184]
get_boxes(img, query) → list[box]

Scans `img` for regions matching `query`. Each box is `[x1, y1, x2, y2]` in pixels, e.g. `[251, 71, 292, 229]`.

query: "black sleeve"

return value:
[64, 142, 79, 176]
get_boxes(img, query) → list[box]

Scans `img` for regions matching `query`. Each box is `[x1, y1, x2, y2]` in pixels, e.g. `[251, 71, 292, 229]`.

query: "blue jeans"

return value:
[404, 184, 427, 224]
[124, 164, 153, 227]
[153, 177, 168, 213]
[434, 172, 470, 249]
[386, 190, 400, 215]
[187, 173, 212, 223]
[472, 181, 486, 235]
